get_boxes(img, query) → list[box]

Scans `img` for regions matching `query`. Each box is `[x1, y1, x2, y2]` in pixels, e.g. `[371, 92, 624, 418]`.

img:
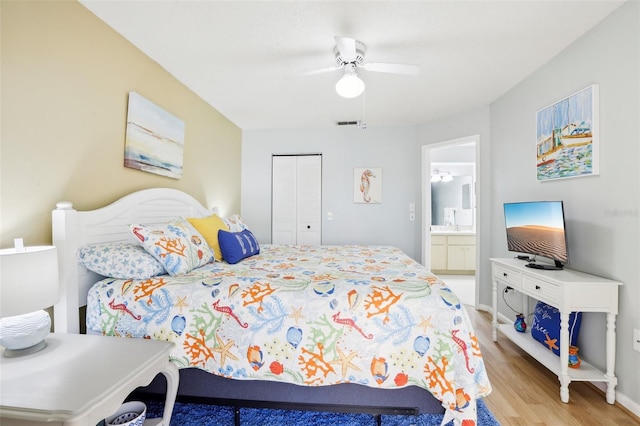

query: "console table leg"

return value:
[491, 279, 498, 341]
[559, 312, 571, 403]
[605, 376, 617, 404]
[560, 381, 570, 403]
[605, 313, 617, 404]
[161, 362, 180, 425]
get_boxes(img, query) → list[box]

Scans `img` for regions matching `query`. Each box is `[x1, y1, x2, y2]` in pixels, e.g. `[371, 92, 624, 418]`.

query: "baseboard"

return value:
[588, 382, 640, 419]
[476, 303, 492, 314]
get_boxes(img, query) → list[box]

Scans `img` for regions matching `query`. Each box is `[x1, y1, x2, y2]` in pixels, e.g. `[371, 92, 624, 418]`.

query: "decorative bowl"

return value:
[105, 401, 146, 426]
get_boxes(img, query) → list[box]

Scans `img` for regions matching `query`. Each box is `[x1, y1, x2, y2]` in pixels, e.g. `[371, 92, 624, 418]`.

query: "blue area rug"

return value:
[144, 398, 499, 425]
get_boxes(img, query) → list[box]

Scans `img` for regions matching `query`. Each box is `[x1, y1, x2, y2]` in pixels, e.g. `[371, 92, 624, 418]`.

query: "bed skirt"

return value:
[133, 367, 445, 416]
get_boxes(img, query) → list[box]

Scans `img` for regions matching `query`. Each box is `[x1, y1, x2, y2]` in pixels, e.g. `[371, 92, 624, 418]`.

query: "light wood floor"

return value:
[467, 308, 640, 426]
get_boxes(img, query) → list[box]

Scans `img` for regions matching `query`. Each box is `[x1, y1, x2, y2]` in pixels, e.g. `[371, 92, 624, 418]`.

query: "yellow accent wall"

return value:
[0, 0, 241, 248]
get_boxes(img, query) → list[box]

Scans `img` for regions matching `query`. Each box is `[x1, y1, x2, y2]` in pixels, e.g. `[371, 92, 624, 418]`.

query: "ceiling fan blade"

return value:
[300, 65, 343, 76]
[362, 62, 420, 76]
[335, 36, 357, 62]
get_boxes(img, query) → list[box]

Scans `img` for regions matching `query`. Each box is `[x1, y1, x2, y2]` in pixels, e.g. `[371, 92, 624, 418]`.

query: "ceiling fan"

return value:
[303, 36, 420, 98]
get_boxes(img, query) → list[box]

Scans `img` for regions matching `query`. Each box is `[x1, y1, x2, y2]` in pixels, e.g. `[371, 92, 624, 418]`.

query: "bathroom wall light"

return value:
[431, 169, 454, 183]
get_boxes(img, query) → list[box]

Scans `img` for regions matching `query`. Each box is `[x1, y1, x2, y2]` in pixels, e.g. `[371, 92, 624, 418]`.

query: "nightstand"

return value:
[0, 333, 179, 425]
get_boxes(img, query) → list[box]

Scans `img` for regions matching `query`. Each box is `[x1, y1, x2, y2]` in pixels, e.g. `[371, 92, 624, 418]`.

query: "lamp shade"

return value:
[0, 246, 59, 318]
[335, 73, 365, 99]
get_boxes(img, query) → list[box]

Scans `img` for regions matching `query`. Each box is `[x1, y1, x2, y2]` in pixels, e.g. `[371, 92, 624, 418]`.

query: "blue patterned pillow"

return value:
[130, 219, 214, 276]
[531, 301, 582, 356]
[223, 214, 248, 232]
[77, 242, 166, 279]
[218, 229, 260, 264]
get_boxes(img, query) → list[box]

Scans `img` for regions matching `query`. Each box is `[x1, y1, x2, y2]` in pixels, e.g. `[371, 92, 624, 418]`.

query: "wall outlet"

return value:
[634, 328, 640, 353]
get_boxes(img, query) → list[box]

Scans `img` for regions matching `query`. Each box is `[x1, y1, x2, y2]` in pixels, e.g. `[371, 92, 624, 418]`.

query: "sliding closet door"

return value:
[272, 156, 297, 244]
[295, 155, 322, 245]
[272, 154, 321, 245]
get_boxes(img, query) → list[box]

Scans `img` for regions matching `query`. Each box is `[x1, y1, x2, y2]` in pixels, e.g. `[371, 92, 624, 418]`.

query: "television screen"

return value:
[503, 201, 568, 267]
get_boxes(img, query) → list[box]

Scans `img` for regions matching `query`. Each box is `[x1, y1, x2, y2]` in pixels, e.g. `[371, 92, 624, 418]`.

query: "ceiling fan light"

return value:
[335, 74, 365, 98]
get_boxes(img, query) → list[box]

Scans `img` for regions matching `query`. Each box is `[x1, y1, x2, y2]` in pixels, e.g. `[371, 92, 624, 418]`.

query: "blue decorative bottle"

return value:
[514, 313, 527, 333]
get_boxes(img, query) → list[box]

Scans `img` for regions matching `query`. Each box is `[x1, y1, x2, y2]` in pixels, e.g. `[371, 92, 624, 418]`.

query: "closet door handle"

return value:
[307, 225, 311, 229]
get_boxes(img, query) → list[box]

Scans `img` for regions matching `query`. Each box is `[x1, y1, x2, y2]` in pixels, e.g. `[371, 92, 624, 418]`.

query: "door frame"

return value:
[421, 134, 480, 307]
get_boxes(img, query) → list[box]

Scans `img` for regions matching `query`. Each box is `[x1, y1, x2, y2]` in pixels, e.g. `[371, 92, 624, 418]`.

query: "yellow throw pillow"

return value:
[187, 214, 229, 261]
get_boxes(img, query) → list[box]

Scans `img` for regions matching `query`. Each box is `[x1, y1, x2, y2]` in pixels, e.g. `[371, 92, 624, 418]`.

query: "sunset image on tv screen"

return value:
[504, 202, 568, 263]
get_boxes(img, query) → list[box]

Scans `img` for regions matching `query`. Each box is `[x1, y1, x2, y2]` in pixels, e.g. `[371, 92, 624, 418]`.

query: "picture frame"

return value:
[354, 167, 382, 203]
[536, 84, 599, 181]
[124, 92, 185, 179]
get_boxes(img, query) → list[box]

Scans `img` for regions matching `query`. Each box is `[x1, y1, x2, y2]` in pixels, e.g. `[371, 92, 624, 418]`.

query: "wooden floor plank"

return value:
[467, 308, 640, 425]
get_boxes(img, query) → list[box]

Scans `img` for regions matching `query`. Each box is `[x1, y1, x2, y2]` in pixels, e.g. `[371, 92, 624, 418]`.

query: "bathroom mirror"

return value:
[431, 176, 473, 226]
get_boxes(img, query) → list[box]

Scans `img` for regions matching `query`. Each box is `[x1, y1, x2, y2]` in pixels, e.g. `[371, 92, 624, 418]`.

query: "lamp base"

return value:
[0, 310, 51, 357]
[3, 340, 47, 358]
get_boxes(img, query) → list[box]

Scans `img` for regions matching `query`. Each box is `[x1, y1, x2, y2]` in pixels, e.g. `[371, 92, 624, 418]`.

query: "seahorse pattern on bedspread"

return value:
[86, 245, 491, 425]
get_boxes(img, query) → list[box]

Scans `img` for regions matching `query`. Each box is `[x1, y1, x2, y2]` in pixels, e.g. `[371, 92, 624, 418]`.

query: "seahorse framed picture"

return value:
[354, 167, 382, 204]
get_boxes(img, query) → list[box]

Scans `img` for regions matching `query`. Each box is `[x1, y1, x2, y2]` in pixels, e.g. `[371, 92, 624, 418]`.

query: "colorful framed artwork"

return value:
[354, 167, 382, 203]
[124, 92, 185, 179]
[536, 84, 599, 181]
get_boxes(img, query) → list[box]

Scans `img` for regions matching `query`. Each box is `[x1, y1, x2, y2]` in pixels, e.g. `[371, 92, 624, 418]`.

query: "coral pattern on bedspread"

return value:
[86, 245, 491, 425]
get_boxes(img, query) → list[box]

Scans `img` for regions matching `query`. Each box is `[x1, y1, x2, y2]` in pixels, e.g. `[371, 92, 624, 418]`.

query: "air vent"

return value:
[336, 120, 360, 126]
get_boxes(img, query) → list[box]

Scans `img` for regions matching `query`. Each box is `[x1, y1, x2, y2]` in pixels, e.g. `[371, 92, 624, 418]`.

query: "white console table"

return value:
[0, 333, 179, 425]
[490, 258, 621, 404]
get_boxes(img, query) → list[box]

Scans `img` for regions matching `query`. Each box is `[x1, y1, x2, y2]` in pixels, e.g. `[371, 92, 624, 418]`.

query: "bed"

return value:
[52, 188, 491, 426]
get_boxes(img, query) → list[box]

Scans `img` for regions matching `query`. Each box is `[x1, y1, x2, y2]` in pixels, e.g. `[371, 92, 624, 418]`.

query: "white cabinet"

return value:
[272, 155, 321, 245]
[430, 236, 447, 271]
[430, 234, 475, 273]
[446, 235, 476, 270]
[490, 258, 621, 405]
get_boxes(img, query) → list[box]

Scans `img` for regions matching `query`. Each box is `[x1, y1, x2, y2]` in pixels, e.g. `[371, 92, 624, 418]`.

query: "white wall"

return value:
[242, 126, 420, 260]
[488, 2, 639, 411]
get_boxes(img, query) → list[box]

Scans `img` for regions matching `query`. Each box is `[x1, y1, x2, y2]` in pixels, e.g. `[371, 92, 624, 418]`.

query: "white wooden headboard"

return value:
[52, 188, 211, 333]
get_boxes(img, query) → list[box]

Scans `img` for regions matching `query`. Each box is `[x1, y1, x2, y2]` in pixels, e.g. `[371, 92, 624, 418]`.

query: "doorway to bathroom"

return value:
[422, 135, 479, 307]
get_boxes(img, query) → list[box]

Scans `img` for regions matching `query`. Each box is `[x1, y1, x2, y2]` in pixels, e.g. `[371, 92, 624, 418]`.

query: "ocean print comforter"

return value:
[87, 245, 491, 425]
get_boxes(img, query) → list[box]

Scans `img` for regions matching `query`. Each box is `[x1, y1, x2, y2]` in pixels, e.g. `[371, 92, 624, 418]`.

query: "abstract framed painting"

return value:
[354, 167, 382, 203]
[536, 84, 599, 181]
[124, 92, 185, 179]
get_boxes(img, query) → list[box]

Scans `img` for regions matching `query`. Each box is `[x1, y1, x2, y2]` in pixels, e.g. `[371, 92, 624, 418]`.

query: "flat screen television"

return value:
[503, 201, 569, 270]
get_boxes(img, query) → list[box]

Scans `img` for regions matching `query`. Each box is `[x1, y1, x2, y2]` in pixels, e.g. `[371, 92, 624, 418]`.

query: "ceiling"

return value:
[80, 1, 624, 130]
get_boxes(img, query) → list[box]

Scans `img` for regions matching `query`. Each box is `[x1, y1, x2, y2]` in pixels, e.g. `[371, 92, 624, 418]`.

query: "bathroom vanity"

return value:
[430, 228, 476, 274]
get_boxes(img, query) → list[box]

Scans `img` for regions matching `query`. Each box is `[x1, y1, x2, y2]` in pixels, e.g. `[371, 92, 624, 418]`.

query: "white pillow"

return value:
[224, 214, 249, 232]
[78, 242, 166, 279]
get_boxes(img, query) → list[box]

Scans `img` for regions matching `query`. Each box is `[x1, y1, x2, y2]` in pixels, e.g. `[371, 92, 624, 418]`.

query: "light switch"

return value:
[327, 212, 333, 221]
[409, 203, 415, 212]
[409, 212, 415, 221]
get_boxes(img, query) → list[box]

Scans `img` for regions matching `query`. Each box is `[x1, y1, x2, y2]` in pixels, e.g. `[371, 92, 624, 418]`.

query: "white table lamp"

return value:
[0, 241, 59, 357]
